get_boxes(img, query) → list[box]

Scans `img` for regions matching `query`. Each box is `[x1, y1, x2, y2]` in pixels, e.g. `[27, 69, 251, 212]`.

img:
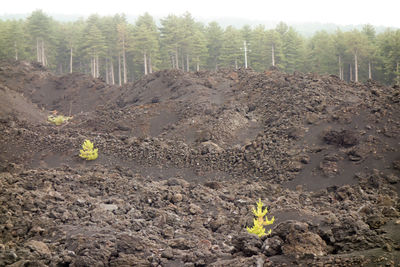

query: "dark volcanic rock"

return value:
[0, 61, 399, 266]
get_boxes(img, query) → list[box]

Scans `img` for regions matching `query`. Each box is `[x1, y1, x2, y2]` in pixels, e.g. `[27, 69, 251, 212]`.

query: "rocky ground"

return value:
[0, 60, 399, 266]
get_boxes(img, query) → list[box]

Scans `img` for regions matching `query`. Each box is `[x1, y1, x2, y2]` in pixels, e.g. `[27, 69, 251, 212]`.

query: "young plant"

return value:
[47, 115, 72, 126]
[246, 199, 275, 238]
[79, 139, 98, 160]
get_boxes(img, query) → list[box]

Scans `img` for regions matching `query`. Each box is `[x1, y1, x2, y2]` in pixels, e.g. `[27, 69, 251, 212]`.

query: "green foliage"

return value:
[246, 199, 275, 238]
[205, 21, 223, 70]
[305, 30, 336, 74]
[79, 139, 98, 160]
[220, 26, 242, 68]
[47, 115, 72, 126]
[0, 11, 399, 84]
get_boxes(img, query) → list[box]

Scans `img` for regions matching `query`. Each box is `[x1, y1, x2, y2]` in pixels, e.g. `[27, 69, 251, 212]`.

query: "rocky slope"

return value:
[0, 61, 399, 266]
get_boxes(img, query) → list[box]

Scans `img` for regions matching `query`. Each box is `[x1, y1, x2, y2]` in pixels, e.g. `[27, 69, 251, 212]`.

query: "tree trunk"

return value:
[111, 60, 115, 85]
[396, 62, 399, 85]
[14, 41, 18, 60]
[235, 59, 238, 70]
[181, 53, 184, 71]
[144, 52, 148, 75]
[338, 55, 342, 80]
[368, 60, 372, 80]
[118, 53, 122, 86]
[149, 55, 153, 73]
[70, 47, 73, 73]
[96, 55, 100, 78]
[175, 47, 179, 69]
[105, 58, 109, 84]
[354, 52, 358, 82]
[171, 55, 175, 69]
[93, 56, 96, 77]
[186, 54, 189, 72]
[122, 37, 127, 84]
[196, 57, 200, 71]
[271, 43, 275, 67]
[341, 67, 344, 81]
[41, 40, 45, 66]
[36, 38, 40, 63]
[349, 63, 353, 81]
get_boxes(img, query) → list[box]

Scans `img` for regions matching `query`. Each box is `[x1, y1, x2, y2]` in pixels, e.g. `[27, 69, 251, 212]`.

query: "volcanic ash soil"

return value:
[0, 60, 399, 266]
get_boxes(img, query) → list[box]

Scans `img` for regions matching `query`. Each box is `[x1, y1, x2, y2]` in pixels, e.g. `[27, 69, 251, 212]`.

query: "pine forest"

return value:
[1, 10, 399, 85]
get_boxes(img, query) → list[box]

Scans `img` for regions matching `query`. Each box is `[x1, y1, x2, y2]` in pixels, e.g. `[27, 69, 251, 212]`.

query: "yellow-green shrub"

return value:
[47, 115, 72, 126]
[246, 199, 275, 237]
[79, 139, 98, 160]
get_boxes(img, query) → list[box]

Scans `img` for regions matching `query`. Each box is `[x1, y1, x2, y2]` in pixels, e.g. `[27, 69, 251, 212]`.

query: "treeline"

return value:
[0, 10, 399, 85]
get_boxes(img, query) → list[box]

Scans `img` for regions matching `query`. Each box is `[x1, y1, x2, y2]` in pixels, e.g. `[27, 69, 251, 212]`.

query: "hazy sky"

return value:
[2, 0, 400, 27]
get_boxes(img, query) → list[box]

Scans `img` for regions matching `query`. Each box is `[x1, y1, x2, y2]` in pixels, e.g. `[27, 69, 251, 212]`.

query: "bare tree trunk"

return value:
[118, 53, 122, 86]
[235, 59, 238, 70]
[144, 52, 148, 75]
[338, 55, 342, 80]
[354, 52, 358, 82]
[271, 43, 275, 67]
[397, 62, 399, 85]
[41, 40, 45, 66]
[105, 58, 109, 84]
[96, 54, 100, 78]
[111, 60, 115, 85]
[122, 37, 127, 84]
[93, 57, 96, 77]
[196, 57, 200, 71]
[149, 55, 153, 74]
[70, 47, 73, 73]
[349, 63, 353, 81]
[171, 55, 175, 69]
[368, 60, 372, 80]
[341, 67, 344, 81]
[175, 47, 179, 69]
[181, 53, 184, 71]
[186, 54, 189, 72]
[94, 56, 97, 77]
[14, 41, 18, 60]
[36, 38, 40, 62]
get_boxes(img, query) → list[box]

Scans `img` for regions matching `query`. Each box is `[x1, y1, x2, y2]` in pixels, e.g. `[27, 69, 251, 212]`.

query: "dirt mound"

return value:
[0, 60, 399, 266]
[0, 83, 46, 123]
[0, 60, 120, 116]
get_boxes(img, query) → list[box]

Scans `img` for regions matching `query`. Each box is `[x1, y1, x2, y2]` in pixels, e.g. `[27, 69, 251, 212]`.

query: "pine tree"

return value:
[333, 29, 347, 80]
[249, 25, 269, 71]
[265, 29, 283, 68]
[189, 23, 208, 71]
[377, 29, 400, 85]
[362, 24, 377, 80]
[220, 26, 242, 68]
[26, 10, 53, 66]
[82, 16, 106, 78]
[132, 13, 160, 76]
[306, 31, 336, 74]
[205, 21, 223, 70]
[282, 27, 304, 73]
[344, 30, 369, 82]
[160, 15, 185, 69]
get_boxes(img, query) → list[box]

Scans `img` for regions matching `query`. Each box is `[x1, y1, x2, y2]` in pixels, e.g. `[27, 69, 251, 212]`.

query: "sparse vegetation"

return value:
[79, 139, 98, 160]
[246, 199, 275, 238]
[47, 114, 72, 125]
